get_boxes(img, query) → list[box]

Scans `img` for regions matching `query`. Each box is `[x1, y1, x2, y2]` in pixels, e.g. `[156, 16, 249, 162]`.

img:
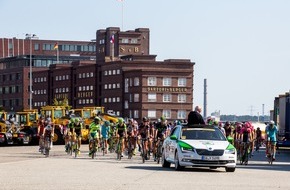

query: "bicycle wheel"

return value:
[128, 139, 132, 159]
[74, 141, 79, 158]
[102, 140, 105, 156]
[142, 141, 145, 163]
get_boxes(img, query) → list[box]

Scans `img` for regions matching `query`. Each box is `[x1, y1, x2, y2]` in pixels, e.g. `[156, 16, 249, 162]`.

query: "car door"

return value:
[168, 126, 180, 161]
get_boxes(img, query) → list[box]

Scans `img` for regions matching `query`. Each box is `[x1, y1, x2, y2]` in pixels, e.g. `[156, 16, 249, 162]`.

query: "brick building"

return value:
[0, 27, 195, 122]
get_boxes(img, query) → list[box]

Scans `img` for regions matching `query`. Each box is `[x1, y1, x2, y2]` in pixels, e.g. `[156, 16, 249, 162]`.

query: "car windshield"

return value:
[181, 127, 226, 141]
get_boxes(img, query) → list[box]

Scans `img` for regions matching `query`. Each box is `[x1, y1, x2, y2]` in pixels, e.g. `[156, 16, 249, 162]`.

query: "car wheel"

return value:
[225, 167, 235, 172]
[174, 151, 184, 171]
[161, 149, 171, 168]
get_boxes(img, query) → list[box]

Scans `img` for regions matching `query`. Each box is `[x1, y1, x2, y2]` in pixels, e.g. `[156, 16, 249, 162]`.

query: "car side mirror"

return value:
[170, 135, 177, 140]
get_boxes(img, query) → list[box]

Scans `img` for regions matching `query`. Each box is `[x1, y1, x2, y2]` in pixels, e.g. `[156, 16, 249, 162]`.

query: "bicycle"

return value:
[240, 142, 250, 165]
[140, 138, 148, 163]
[116, 137, 123, 160]
[108, 136, 117, 153]
[101, 138, 106, 156]
[267, 140, 276, 165]
[74, 135, 81, 158]
[127, 136, 133, 159]
[44, 135, 52, 157]
[90, 138, 98, 159]
[155, 138, 164, 164]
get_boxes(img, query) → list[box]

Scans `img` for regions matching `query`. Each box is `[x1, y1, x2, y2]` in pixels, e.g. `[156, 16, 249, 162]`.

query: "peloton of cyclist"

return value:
[265, 120, 278, 161]
[89, 117, 101, 156]
[115, 118, 127, 157]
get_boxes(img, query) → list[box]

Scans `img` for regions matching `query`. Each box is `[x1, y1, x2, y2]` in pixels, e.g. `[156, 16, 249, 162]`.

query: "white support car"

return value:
[161, 124, 237, 172]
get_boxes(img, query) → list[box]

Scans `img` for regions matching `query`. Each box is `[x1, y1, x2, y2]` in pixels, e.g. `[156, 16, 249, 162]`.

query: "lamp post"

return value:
[25, 34, 37, 110]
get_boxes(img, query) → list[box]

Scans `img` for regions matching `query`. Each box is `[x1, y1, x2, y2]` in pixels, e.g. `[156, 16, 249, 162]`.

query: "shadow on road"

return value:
[125, 165, 224, 173]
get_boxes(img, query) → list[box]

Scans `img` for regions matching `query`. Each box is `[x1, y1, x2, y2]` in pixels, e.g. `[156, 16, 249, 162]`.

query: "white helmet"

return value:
[269, 120, 275, 125]
[46, 125, 52, 131]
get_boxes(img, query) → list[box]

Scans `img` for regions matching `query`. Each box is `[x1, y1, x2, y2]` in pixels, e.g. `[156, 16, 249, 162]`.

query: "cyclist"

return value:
[266, 120, 278, 161]
[255, 127, 262, 151]
[101, 120, 110, 154]
[108, 120, 117, 153]
[37, 116, 45, 152]
[138, 117, 150, 160]
[224, 121, 232, 138]
[127, 118, 137, 156]
[42, 118, 54, 155]
[115, 118, 127, 157]
[154, 116, 169, 159]
[66, 118, 75, 152]
[89, 117, 101, 156]
[73, 118, 83, 155]
[239, 122, 253, 164]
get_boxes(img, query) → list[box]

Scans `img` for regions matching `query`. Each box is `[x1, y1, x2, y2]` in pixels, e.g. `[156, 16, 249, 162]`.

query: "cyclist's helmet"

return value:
[94, 116, 101, 122]
[213, 121, 219, 126]
[225, 121, 230, 126]
[142, 117, 149, 122]
[160, 116, 166, 122]
[269, 120, 275, 125]
[70, 118, 74, 123]
[46, 125, 52, 131]
[118, 118, 124, 124]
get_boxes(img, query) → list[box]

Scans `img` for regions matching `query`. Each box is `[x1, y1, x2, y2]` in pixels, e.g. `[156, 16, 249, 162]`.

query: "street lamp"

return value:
[25, 33, 37, 110]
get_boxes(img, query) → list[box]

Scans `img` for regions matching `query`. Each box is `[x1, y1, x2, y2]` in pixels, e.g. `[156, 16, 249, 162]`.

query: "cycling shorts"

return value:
[267, 137, 276, 145]
[75, 129, 82, 137]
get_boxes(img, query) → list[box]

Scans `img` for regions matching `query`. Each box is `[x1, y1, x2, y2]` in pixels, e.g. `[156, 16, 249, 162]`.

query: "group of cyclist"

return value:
[36, 113, 173, 161]
[209, 118, 278, 164]
[37, 112, 279, 163]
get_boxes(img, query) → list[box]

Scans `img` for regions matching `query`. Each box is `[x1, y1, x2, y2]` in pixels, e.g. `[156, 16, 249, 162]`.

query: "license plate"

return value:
[13, 134, 18, 138]
[202, 156, 219, 160]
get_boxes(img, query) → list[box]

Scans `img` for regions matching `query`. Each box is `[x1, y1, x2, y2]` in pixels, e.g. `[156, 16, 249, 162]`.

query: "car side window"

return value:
[170, 126, 180, 138]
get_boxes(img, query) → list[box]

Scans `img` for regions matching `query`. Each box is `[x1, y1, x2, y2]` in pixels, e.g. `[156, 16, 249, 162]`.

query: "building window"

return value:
[104, 71, 108, 76]
[129, 78, 133, 87]
[79, 86, 82, 91]
[163, 94, 172, 102]
[108, 70, 112, 75]
[148, 110, 156, 118]
[34, 44, 39, 51]
[116, 97, 120, 102]
[90, 86, 93, 90]
[134, 77, 139, 86]
[125, 78, 129, 93]
[178, 94, 186, 103]
[112, 84, 116, 89]
[104, 84, 107, 89]
[178, 78, 187, 87]
[108, 98, 111, 103]
[148, 93, 156, 102]
[82, 86, 86, 91]
[148, 77, 156, 86]
[134, 94, 139, 102]
[113, 70, 116, 75]
[117, 69, 120, 74]
[124, 100, 128, 109]
[117, 83, 120, 88]
[163, 110, 171, 119]
[82, 73, 86, 78]
[131, 38, 138, 44]
[104, 98, 107, 103]
[56, 76, 59, 81]
[177, 110, 186, 119]
[134, 110, 139, 118]
[79, 73, 82, 78]
[122, 38, 129, 43]
[112, 97, 116, 102]
[90, 72, 93, 77]
[163, 77, 172, 86]
[108, 84, 111, 89]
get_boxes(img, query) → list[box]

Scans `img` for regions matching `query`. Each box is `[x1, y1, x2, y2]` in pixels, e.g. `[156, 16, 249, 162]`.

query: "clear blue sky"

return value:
[1, 0, 289, 116]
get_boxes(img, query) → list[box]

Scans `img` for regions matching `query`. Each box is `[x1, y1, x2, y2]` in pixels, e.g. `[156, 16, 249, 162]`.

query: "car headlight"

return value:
[225, 149, 236, 154]
[178, 140, 194, 153]
[225, 143, 236, 154]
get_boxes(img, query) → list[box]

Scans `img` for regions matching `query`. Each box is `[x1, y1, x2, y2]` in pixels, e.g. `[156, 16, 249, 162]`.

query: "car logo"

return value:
[208, 147, 213, 151]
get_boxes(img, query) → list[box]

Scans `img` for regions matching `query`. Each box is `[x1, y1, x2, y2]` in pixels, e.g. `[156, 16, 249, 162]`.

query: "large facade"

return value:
[0, 27, 195, 122]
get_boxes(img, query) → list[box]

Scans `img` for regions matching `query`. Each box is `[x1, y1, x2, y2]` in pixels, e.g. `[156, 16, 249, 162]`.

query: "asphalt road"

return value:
[0, 145, 290, 190]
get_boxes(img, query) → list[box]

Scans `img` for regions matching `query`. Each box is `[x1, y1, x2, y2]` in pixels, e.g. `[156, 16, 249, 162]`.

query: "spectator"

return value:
[187, 106, 205, 125]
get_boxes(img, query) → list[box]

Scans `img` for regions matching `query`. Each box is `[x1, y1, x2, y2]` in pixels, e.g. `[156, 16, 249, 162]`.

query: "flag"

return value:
[53, 43, 58, 50]
[110, 35, 114, 44]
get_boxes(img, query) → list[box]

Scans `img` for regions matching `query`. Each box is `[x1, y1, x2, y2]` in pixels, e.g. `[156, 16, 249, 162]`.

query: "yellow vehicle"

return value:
[15, 109, 39, 144]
